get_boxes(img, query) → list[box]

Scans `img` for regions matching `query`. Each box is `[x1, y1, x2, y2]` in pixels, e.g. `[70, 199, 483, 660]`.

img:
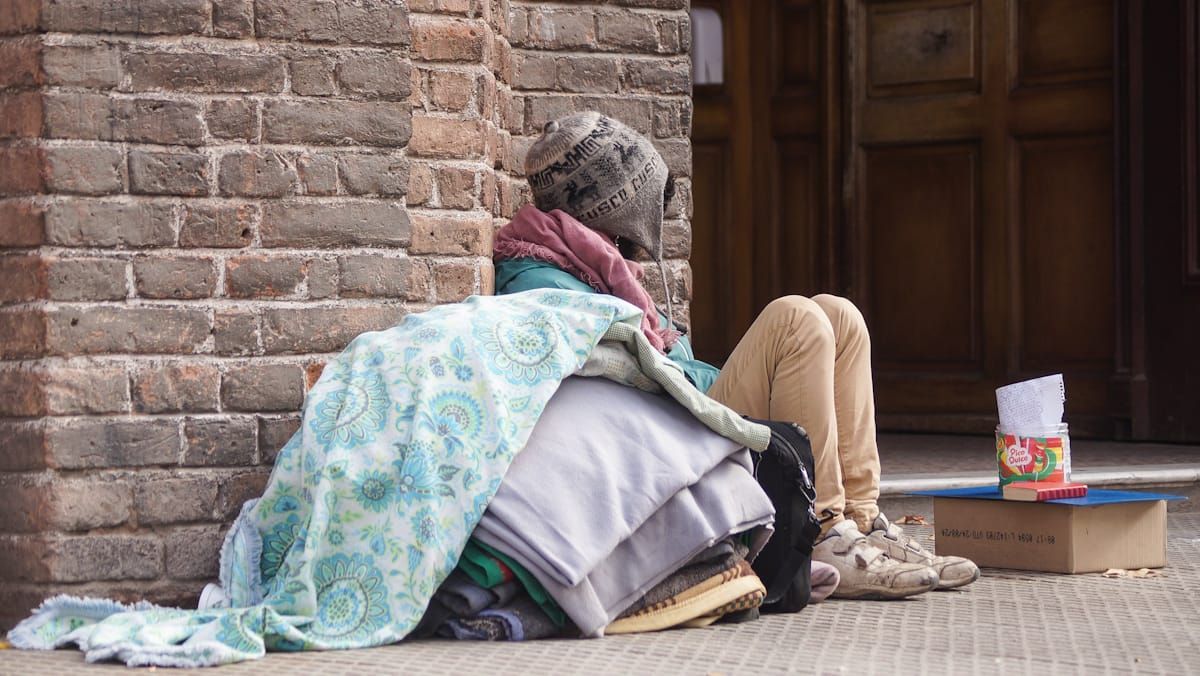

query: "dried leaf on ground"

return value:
[1101, 568, 1165, 579]
[894, 514, 929, 525]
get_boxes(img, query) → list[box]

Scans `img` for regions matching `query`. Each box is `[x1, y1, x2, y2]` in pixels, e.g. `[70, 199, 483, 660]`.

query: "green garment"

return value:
[458, 540, 567, 627]
[494, 257, 721, 394]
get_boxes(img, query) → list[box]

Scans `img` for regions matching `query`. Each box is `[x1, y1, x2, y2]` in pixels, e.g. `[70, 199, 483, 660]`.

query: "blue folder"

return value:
[911, 485, 1186, 506]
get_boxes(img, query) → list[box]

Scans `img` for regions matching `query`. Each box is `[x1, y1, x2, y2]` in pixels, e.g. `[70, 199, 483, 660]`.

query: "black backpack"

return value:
[746, 418, 823, 614]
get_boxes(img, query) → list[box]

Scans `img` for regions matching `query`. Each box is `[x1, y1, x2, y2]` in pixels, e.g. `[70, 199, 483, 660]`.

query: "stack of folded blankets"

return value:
[416, 376, 778, 638]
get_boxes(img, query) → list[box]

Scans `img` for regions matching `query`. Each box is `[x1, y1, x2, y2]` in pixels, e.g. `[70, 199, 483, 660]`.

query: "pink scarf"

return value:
[494, 205, 679, 353]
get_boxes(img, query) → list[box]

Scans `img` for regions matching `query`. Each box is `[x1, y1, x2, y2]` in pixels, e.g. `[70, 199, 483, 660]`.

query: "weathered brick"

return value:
[653, 97, 692, 138]
[261, 306, 408, 354]
[261, 200, 410, 248]
[112, 98, 205, 146]
[224, 254, 306, 298]
[413, 17, 486, 61]
[9, 535, 162, 583]
[0, 253, 46, 303]
[45, 418, 180, 469]
[129, 150, 210, 196]
[289, 56, 336, 96]
[435, 165, 478, 209]
[135, 475, 218, 525]
[183, 416, 257, 466]
[213, 310, 260, 356]
[125, 52, 285, 93]
[623, 57, 690, 94]
[47, 200, 175, 248]
[523, 95, 577, 135]
[131, 363, 220, 413]
[336, 54, 411, 99]
[0, 145, 44, 196]
[0, 419, 46, 471]
[304, 360, 326, 388]
[0, 308, 46, 359]
[206, 99, 258, 141]
[612, 0, 688, 8]
[165, 525, 224, 579]
[407, 161, 433, 205]
[256, 0, 411, 45]
[216, 470, 270, 519]
[46, 478, 134, 531]
[180, 203, 256, 248]
[0, 36, 42, 89]
[338, 154, 408, 196]
[306, 256, 338, 298]
[44, 256, 127, 301]
[428, 69, 478, 111]
[258, 415, 300, 465]
[0, 0, 40, 35]
[597, 12, 660, 52]
[432, 260, 477, 302]
[654, 137, 691, 177]
[511, 52, 556, 89]
[263, 99, 411, 146]
[0, 91, 43, 139]
[410, 116, 484, 158]
[579, 95, 654, 134]
[557, 55, 619, 93]
[221, 363, 304, 411]
[42, 365, 129, 415]
[42, 145, 126, 195]
[657, 16, 685, 54]
[46, 306, 210, 355]
[42, 0, 209, 35]
[42, 44, 122, 88]
[218, 150, 297, 197]
[337, 254, 416, 298]
[0, 476, 120, 534]
[409, 211, 492, 255]
[212, 0, 254, 38]
[0, 198, 45, 247]
[297, 153, 338, 195]
[0, 365, 42, 416]
[524, 9, 595, 49]
[42, 91, 111, 140]
[661, 218, 692, 259]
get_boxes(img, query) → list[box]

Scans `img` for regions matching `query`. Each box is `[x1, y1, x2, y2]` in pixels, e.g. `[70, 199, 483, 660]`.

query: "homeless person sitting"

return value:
[6, 110, 981, 669]
[495, 111, 981, 600]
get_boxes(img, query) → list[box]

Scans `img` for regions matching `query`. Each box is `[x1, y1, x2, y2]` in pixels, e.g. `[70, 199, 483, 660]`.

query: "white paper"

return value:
[995, 374, 1065, 434]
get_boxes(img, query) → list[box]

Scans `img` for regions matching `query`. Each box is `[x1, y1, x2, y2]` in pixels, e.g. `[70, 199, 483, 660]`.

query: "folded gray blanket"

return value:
[474, 377, 775, 636]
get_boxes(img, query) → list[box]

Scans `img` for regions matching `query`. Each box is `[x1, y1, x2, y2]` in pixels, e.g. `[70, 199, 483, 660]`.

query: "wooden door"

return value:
[690, 0, 839, 364]
[844, 0, 1123, 435]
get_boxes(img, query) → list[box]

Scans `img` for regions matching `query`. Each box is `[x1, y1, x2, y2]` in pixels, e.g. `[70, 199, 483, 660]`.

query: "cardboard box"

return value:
[915, 486, 1184, 574]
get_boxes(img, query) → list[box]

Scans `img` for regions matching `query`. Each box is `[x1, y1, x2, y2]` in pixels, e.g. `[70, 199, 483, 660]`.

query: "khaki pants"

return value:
[708, 295, 881, 534]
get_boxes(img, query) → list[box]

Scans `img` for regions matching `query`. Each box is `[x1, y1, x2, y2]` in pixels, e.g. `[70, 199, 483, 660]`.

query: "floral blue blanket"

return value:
[9, 290, 642, 667]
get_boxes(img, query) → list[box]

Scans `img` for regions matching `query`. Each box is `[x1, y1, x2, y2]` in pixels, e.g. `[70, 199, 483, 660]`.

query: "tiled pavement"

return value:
[5, 514, 1199, 675]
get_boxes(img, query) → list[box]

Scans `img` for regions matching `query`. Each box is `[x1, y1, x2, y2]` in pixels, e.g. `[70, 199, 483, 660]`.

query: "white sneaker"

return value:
[866, 514, 980, 590]
[813, 520, 939, 600]
[198, 583, 228, 609]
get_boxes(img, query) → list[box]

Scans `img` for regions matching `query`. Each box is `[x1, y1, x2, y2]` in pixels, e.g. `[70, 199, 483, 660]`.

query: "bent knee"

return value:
[812, 294, 868, 339]
[761, 295, 835, 346]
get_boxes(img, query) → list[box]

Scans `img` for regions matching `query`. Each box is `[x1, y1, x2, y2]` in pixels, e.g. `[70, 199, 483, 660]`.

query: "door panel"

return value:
[863, 143, 981, 371]
[866, 0, 980, 97]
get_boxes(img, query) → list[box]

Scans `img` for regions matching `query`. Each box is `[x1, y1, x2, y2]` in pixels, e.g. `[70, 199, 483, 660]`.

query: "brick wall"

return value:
[0, 0, 692, 630]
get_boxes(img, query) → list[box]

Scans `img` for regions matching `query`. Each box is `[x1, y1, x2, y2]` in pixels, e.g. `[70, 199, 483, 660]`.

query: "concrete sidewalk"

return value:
[5, 513, 1198, 675]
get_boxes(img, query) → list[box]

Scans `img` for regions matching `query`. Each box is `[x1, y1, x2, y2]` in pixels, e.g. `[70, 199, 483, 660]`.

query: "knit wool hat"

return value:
[524, 112, 670, 261]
